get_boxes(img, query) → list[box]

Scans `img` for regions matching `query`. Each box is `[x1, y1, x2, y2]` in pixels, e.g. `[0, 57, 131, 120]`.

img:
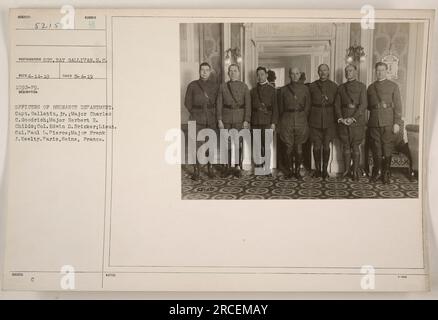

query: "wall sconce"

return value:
[346, 42, 366, 64]
[225, 47, 243, 65]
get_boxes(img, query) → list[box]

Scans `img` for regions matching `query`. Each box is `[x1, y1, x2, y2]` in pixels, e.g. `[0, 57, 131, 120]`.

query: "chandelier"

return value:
[224, 47, 243, 65]
[346, 43, 366, 63]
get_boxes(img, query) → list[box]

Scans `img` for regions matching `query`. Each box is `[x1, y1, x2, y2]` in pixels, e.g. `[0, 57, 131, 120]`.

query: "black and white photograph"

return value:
[2, 7, 436, 295]
[180, 22, 425, 200]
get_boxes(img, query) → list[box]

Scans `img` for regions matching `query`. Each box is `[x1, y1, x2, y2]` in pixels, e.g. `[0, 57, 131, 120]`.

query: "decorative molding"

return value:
[243, 23, 257, 88]
[406, 23, 423, 125]
[373, 23, 410, 120]
[198, 24, 222, 84]
[334, 23, 350, 84]
[359, 28, 374, 86]
[254, 23, 334, 40]
[198, 24, 204, 64]
[223, 23, 232, 82]
[257, 40, 329, 54]
[186, 24, 196, 63]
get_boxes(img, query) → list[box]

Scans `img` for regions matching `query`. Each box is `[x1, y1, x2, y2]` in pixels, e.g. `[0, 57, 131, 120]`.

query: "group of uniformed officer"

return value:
[184, 61, 402, 184]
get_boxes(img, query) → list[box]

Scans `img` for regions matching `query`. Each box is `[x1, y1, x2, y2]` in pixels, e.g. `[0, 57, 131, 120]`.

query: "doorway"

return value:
[256, 40, 333, 86]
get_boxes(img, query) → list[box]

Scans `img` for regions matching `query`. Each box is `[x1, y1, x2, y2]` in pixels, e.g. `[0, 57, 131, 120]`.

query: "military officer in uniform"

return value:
[335, 64, 367, 181]
[184, 62, 219, 180]
[217, 63, 251, 178]
[278, 67, 311, 180]
[367, 62, 402, 184]
[250, 66, 278, 173]
[308, 64, 338, 179]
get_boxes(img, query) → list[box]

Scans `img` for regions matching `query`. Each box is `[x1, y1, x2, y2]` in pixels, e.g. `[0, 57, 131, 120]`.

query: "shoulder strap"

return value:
[372, 82, 383, 103]
[286, 84, 296, 98]
[256, 85, 265, 105]
[227, 81, 238, 103]
[344, 82, 355, 104]
[315, 80, 325, 95]
[195, 80, 209, 100]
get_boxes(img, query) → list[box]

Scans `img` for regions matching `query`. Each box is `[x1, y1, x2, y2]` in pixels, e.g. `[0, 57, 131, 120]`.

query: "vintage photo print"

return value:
[180, 22, 425, 200]
[3, 8, 434, 292]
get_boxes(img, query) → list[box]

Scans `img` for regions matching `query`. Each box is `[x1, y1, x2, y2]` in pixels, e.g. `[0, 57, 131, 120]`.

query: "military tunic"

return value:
[278, 82, 310, 153]
[250, 82, 278, 168]
[184, 79, 219, 167]
[308, 79, 338, 148]
[335, 79, 367, 147]
[250, 82, 278, 128]
[367, 79, 403, 158]
[184, 79, 219, 129]
[217, 80, 251, 129]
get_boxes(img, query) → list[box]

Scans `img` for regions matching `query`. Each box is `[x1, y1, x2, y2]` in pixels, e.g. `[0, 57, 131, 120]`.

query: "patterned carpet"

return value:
[181, 166, 418, 200]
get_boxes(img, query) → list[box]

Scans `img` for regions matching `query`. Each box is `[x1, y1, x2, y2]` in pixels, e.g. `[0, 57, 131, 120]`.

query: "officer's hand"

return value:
[218, 120, 224, 129]
[393, 123, 400, 134]
[270, 123, 276, 131]
[243, 121, 250, 129]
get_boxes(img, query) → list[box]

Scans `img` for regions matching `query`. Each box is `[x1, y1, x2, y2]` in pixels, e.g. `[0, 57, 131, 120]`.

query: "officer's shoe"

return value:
[221, 166, 231, 178]
[353, 170, 360, 181]
[286, 169, 295, 180]
[342, 169, 350, 177]
[312, 170, 321, 178]
[206, 164, 215, 179]
[191, 172, 200, 181]
[294, 168, 302, 181]
[322, 168, 329, 180]
[233, 168, 242, 178]
[370, 169, 382, 183]
[207, 169, 215, 179]
[382, 170, 390, 184]
[191, 165, 200, 181]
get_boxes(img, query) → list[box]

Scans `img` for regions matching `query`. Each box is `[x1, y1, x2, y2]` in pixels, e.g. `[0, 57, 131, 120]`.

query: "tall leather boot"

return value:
[207, 163, 215, 178]
[191, 163, 200, 181]
[221, 149, 232, 178]
[352, 152, 360, 181]
[312, 148, 322, 178]
[342, 150, 351, 178]
[234, 141, 243, 178]
[295, 153, 303, 180]
[285, 153, 294, 179]
[382, 156, 392, 184]
[322, 148, 330, 180]
[205, 150, 215, 178]
[370, 156, 382, 182]
[260, 143, 266, 170]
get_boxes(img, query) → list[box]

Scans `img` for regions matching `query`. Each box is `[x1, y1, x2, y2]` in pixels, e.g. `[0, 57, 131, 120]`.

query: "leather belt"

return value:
[192, 104, 216, 110]
[253, 106, 273, 112]
[224, 104, 245, 109]
[370, 103, 393, 110]
[312, 104, 333, 108]
[284, 108, 304, 113]
[342, 104, 357, 109]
